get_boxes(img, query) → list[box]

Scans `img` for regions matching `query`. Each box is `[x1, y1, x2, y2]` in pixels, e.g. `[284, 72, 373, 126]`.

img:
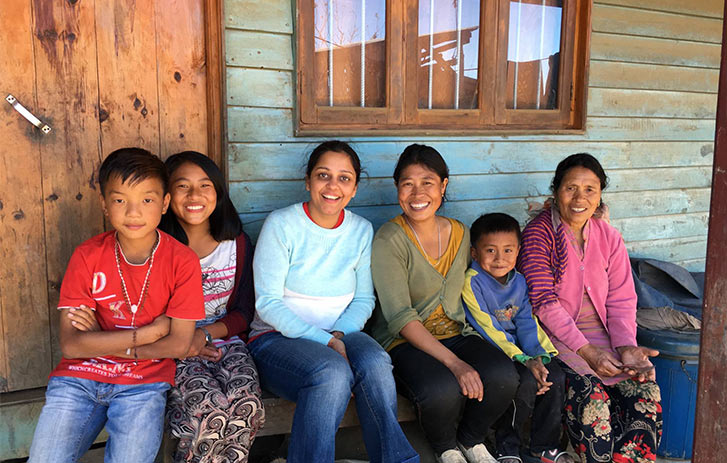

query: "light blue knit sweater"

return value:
[249, 203, 375, 345]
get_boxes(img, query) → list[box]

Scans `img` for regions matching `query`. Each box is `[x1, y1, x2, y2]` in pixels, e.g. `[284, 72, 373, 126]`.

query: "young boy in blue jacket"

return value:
[462, 213, 573, 463]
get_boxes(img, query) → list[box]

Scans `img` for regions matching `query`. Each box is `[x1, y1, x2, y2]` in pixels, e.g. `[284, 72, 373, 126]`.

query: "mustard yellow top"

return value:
[386, 215, 464, 350]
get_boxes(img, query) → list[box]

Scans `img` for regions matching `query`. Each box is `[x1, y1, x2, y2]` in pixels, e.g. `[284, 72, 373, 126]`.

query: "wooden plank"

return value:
[95, 0, 160, 156]
[32, 0, 106, 370]
[672, 258, 707, 272]
[613, 212, 709, 242]
[228, 107, 293, 141]
[225, 0, 293, 34]
[594, 0, 723, 19]
[155, 0, 208, 158]
[204, 0, 226, 170]
[589, 61, 720, 93]
[230, 167, 712, 213]
[227, 68, 294, 108]
[0, 0, 49, 392]
[592, 4, 723, 43]
[589, 88, 718, 119]
[591, 32, 721, 68]
[225, 30, 293, 70]
[227, 109, 717, 142]
[228, 141, 714, 181]
[626, 236, 707, 263]
[584, 117, 716, 141]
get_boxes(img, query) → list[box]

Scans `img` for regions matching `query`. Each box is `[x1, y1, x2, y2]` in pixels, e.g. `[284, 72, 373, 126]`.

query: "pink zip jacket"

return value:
[516, 209, 638, 353]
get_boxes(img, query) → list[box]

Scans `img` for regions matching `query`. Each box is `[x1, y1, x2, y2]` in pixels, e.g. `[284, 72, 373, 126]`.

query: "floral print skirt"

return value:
[167, 342, 265, 463]
[561, 361, 662, 463]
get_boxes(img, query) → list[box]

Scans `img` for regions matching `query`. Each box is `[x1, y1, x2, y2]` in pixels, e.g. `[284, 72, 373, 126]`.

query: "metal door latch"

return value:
[5, 94, 52, 134]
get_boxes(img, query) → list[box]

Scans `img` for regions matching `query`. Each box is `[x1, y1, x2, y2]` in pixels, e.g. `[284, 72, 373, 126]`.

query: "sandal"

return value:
[539, 449, 575, 463]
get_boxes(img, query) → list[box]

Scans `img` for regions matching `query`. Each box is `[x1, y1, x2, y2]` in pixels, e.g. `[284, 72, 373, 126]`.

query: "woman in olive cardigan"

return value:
[370, 144, 517, 463]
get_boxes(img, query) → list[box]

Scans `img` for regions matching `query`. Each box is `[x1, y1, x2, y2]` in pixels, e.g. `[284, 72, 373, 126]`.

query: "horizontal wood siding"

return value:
[223, 0, 722, 272]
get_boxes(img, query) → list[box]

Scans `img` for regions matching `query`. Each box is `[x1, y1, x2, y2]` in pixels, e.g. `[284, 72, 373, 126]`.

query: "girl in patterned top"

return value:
[160, 151, 264, 463]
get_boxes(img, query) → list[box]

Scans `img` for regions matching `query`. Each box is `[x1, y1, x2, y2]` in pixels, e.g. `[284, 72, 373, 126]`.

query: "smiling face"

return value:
[471, 231, 519, 284]
[101, 174, 170, 246]
[555, 166, 602, 232]
[396, 163, 448, 223]
[305, 150, 358, 228]
[168, 162, 218, 230]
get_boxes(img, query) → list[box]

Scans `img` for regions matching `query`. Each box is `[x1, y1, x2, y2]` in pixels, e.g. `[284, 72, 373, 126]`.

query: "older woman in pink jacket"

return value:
[517, 153, 662, 463]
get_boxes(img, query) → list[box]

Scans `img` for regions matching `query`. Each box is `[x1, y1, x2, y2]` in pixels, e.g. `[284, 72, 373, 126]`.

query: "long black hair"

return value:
[159, 151, 243, 244]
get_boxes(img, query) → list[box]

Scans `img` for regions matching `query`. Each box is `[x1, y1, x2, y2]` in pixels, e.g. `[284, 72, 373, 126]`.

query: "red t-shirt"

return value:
[50, 230, 204, 385]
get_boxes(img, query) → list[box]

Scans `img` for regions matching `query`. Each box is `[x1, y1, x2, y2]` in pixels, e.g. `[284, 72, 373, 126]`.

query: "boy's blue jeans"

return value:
[249, 331, 419, 463]
[29, 376, 170, 463]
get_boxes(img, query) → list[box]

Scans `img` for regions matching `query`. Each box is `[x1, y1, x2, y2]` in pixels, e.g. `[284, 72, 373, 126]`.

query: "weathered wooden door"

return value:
[0, 0, 223, 392]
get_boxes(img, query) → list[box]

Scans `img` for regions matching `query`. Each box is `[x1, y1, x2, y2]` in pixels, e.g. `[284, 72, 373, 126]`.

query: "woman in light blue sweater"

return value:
[248, 141, 418, 463]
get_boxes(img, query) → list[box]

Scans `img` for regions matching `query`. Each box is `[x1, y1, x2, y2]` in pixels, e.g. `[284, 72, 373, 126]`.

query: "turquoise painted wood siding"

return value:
[224, 0, 722, 271]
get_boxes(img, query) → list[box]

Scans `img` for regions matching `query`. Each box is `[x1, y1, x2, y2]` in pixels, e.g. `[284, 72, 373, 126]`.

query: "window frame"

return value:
[295, 0, 591, 135]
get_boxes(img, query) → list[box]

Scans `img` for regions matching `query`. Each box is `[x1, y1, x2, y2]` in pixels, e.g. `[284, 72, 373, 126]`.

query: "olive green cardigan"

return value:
[370, 218, 479, 350]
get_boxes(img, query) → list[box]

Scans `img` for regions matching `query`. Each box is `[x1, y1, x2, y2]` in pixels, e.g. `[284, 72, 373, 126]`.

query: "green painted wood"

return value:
[228, 141, 713, 181]
[227, 68, 294, 108]
[594, 0, 723, 19]
[592, 4, 723, 43]
[227, 107, 293, 142]
[225, 0, 293, 34]
[591, 32, 721, 68]
[225, 30, 293, 70]
[589, 88, 718, 119]
[626, 236, 707, 263]
[613, 212, 709, 242]
[226, 108, 718, 142]
[230, 167, 711, 213]
[589, 61, 720, 93]
[673, 258, 707, 272]
[583, 118, 716, 141]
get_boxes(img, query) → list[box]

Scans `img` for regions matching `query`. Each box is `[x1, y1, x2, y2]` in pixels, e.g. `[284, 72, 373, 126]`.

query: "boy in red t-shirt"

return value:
[28, 148, 205, 463]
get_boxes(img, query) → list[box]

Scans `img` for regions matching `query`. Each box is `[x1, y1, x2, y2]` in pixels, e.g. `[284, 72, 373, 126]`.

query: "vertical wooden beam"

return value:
[156, 0, 208, 159]
[693, 1, 727, 461]
[204, 0, 226, 176]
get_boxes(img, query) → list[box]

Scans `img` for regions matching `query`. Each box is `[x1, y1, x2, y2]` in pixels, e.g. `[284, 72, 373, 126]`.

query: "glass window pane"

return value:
[314, 0, 386, 107]
[506, 0, 563, 110]
[418, 0, 480, 110]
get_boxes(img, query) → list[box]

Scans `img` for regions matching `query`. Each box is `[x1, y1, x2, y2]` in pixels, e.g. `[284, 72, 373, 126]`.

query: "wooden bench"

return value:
[257, 391, 417, 437]
[158, 391, 418, 461]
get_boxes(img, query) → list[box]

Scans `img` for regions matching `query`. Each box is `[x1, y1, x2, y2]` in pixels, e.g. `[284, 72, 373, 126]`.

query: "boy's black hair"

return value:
[470, 213, 522, 247]
[159, 151, 243, 245]
[99, 148, 168, 196]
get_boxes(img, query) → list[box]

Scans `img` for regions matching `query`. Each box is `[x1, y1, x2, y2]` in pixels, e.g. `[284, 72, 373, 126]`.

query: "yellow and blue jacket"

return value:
[462, 261, 557, 363]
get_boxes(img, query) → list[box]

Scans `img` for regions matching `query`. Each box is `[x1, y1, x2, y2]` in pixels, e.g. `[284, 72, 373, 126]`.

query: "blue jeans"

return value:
[29, 376, 170, 463]
[249, 331, 419, 463]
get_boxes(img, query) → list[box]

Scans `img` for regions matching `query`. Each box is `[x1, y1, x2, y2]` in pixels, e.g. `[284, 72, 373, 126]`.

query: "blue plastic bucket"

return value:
[636, 327, 700, 460]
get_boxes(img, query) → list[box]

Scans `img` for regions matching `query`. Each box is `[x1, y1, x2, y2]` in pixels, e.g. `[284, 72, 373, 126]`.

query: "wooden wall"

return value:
[224, 0, 722, 271]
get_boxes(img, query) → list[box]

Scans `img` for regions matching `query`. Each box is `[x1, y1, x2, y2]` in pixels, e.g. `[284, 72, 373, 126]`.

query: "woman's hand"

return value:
[577, 343, 623, 377]
[198, 344, 223, 362]
[67, 305, 100, 332]
[617, 346, 658, 382]
[327, 336, 348, 361]
[447, 358, 484, 401]
[525, 357, 552, 395]
[183, 328, 209, 358]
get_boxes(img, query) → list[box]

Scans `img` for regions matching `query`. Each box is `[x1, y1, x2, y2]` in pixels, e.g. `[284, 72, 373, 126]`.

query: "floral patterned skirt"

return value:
[561, 361, 662, 463]
[167, 342, 265, 463]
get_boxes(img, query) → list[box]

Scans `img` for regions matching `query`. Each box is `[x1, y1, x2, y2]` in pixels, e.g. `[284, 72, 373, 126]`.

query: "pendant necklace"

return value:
[115, 231, 160, 328]
[404, 215, 441, 263]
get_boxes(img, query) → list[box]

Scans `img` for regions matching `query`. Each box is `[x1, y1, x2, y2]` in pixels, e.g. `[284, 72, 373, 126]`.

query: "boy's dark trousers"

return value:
[495, 359, 566, 457]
